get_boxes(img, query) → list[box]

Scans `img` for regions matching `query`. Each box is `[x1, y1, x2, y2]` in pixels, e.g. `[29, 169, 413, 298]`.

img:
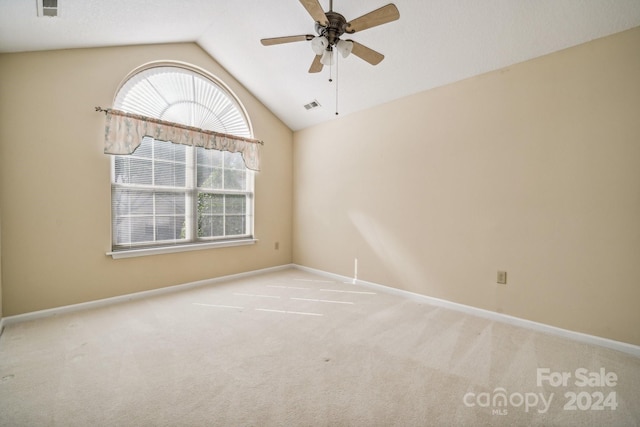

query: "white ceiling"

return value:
[1, 0, 639, 131]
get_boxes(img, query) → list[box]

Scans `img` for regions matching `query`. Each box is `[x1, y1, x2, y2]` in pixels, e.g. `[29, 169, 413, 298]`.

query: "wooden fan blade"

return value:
[299, 0, 329, 26]
[349, 40, 384, 65]
[309, 55, 323, 73]
[261, 35, 314, 46]
[346, 4, 400, 33]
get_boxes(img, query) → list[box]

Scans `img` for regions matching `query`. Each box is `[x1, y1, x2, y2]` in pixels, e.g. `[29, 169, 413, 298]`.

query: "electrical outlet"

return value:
[497, 271, 507, 284]
[274, 242, 279, 250]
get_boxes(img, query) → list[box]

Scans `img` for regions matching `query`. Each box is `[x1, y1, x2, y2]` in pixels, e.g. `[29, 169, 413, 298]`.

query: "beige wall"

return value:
[293, 27, 640, 346]
[0, 214, 3, 320]
[0, 43, 293, 315]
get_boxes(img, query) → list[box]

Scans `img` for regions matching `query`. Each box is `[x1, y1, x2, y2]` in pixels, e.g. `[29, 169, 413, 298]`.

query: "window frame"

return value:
[107, 62, 257, 259]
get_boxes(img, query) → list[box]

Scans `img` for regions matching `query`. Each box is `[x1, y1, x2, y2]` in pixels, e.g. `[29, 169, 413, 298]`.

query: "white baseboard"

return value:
[3, 262, 638, 358]
[293, 264, 640, 358]
[2, 264, 294, 327]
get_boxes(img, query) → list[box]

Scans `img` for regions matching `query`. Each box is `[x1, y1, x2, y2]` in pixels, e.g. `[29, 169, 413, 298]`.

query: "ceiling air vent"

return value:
[304, 100, 321, 111]
[37, 0, 58, 17]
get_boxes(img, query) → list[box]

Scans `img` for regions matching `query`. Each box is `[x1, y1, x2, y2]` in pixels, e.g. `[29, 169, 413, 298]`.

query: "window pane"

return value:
[113, 189, 188, 246]
[225, 195, 246, 214]
[197, 147, 222, 167]
[198, 193, 223, 214]
[113, 189, 153, 215]
[197, 165, 222, 189]
[113, 217, 131, 245]
[114, 157, 129, 183]
[129, 158, 153, 185]
[114, 157, 153, 185]
[155, 140, 186, 162]
[224, 169, 246, 190]
[155, 161, 186, 187]
[118, 216, 154, 244]
[198, 215, 223, 238]
[154, 141, 172, 161]
[155, 216, 185, 241]
[225, 215, 245, 235]
[198, 193, 224, 238]
[131, 217, 155, 243]
[156, 192, 185, 215]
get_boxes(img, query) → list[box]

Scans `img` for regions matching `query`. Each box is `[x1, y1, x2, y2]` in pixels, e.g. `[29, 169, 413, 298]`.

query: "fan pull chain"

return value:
[335, 51, 339, 115]
[325, 49, 339, 116]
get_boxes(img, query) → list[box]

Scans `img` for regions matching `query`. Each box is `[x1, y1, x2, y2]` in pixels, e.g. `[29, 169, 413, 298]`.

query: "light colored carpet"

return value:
[1, 267, 639, 426]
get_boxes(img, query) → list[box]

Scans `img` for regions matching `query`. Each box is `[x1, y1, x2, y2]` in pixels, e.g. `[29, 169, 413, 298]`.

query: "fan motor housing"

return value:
[315, 11, 347, 45]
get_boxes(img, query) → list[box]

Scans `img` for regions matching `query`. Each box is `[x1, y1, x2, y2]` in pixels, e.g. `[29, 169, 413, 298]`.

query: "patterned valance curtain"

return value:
[102, 108, 262, 171]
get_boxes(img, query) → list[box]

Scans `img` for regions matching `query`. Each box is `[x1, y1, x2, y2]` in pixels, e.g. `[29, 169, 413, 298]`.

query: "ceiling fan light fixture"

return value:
[336, 40, 353, 58]
[320, 49, 335, 66]
[260, 0, 399, 73]
[311, 36, 328, 55]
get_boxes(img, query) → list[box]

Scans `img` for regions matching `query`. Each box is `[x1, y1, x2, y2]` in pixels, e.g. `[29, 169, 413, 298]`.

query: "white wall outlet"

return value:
[497, 271, 507, 284]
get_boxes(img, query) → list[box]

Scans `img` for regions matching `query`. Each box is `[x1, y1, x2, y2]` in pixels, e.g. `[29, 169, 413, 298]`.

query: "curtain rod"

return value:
[95, 107, 264, 145]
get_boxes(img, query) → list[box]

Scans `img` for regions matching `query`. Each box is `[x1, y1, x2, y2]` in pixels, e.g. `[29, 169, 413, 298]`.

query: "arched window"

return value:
[110, 63, 255, 256]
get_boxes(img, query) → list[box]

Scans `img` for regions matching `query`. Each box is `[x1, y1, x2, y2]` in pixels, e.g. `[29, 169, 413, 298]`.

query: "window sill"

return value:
[107, 238, 258, 259]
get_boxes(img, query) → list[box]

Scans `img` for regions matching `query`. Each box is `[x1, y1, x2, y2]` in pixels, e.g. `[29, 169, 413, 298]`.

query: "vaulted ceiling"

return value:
[1, 0, 639, 131]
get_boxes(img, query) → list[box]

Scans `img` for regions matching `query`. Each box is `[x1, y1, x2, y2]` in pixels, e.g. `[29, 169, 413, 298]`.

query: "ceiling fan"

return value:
[260, 0, 400, 73]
